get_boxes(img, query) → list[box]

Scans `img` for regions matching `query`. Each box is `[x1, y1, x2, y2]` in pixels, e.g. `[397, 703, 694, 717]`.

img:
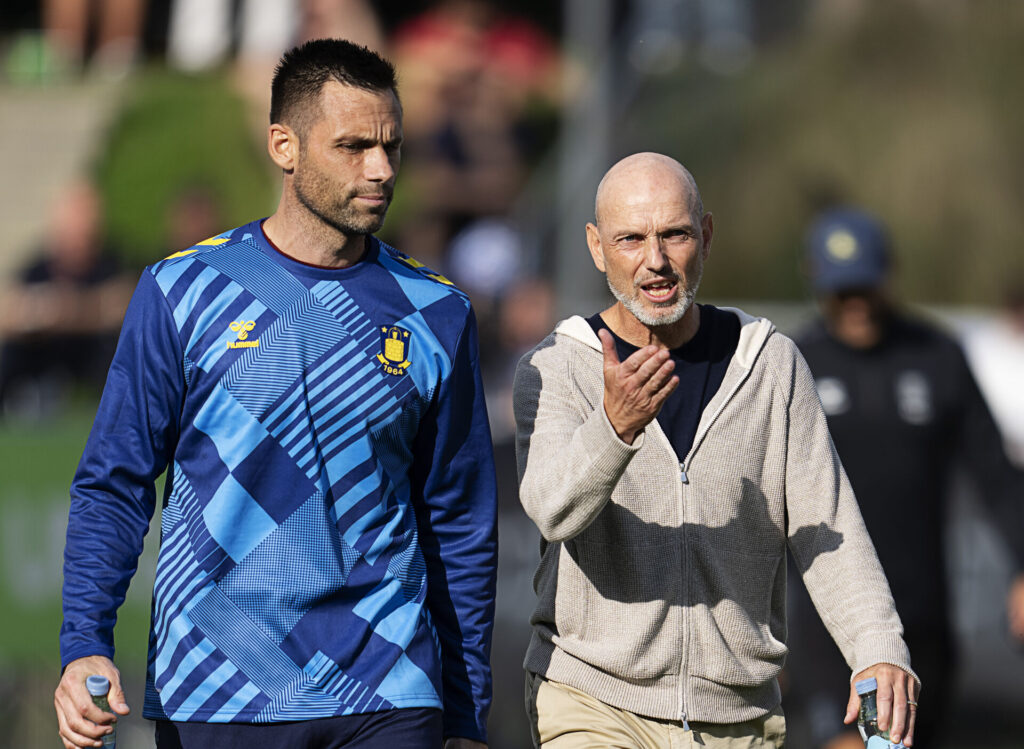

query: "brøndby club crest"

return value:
[377, 326, 412, 375]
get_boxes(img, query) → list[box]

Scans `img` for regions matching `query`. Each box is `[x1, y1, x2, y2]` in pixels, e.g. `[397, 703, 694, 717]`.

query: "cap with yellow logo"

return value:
[806, 208, 890, 292]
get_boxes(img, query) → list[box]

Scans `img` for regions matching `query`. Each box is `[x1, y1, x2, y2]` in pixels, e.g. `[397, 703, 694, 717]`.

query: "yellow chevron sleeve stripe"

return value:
[401, 255, 426, 269]
[163, 248, 199, 260]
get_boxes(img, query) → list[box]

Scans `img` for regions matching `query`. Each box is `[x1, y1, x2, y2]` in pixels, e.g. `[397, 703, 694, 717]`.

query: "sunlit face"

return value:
[292, 82, 403, 236]
[587, 170, 712, 327]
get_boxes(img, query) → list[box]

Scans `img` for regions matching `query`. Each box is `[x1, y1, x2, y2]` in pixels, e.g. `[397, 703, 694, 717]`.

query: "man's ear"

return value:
[700, 212, 714, 261]
[268, 123, 298, 172]
[585, 223, 606, 273]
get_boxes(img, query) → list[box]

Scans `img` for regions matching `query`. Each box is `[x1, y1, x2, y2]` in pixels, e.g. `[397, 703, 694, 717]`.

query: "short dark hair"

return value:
[270, 38, 398, 132]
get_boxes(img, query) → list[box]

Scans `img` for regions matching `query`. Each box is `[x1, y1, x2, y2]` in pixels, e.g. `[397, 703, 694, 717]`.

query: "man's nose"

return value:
[364, 145, 395, 183]
[643, 237, 669, 270]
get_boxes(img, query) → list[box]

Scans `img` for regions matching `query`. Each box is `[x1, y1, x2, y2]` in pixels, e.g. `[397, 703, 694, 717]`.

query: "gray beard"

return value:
[606, 271, 700, 327]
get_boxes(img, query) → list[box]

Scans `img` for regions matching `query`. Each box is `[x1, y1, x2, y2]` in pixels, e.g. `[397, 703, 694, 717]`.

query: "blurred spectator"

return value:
[445, 218, 525, 318]
[169, 0, 384, 120]
[481, 276, 555, 441]
[295, 0, 384, 50]
[483, 275, 554, 748]
[168, 0, 382, 72]
[0, 180, 133, 418]
[168, 0, 388, 151]
[163, 183, 224, 251]
[963, 284, 1024, 467]
[391, 0, 560, 268]
[166, 0, 298, 72]
[44, 0, 145, 76]
[784, 208, 1024, 749]
[392, 0, 559, 136]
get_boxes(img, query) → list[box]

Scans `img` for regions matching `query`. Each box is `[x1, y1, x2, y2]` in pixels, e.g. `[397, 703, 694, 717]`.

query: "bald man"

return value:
[512, 154, 919, 748]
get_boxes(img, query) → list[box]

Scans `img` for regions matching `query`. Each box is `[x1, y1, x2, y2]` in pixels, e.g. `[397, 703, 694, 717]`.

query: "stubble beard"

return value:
[293, 164, 391, 238]
[607, 263, 703, 328]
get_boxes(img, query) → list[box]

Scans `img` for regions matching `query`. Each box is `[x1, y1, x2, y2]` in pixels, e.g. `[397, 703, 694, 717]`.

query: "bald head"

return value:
[584, 152, 714, 335]
[595, 152, 703, 226]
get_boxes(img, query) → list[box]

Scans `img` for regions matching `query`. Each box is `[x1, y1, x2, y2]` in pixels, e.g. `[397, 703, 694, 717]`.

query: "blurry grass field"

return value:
[0, 408, 158, 668]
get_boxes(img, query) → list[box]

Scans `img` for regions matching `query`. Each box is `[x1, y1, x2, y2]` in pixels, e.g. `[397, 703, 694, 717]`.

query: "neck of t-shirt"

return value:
[599, 304, 708, 354]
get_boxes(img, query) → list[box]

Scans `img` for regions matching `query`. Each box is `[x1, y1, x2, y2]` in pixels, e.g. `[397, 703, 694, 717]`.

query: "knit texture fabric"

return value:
[513, 310, 914, 724]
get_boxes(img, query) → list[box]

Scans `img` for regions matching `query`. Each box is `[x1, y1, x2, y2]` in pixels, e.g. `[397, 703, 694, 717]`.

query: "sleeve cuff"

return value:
[60, 642, 116, 673]
[586, 404, 644, 473]
[851, 632, 919, 686]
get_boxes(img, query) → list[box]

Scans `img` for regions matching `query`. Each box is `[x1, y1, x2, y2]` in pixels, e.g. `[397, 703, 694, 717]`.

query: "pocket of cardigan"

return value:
[688, 544, 787, 688]
[556, 538, 682, 681]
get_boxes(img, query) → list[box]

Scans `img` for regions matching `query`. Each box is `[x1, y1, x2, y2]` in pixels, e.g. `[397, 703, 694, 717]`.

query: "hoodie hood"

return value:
[553, 306, 776, 370]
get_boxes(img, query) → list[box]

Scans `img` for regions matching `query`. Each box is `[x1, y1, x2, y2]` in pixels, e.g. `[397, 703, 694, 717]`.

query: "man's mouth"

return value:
[639, 278, 678, 302]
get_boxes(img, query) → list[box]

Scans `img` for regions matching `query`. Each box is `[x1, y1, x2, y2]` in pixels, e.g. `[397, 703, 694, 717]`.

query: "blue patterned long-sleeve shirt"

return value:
[60, 221, 498, 741]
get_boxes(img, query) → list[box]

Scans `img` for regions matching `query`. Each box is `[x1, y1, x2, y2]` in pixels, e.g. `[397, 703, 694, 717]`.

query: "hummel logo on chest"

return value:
[227, 320, 260, 349]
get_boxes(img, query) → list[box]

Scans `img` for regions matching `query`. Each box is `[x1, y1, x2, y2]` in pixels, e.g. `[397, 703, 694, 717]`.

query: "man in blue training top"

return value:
[55, 39, 497, 749]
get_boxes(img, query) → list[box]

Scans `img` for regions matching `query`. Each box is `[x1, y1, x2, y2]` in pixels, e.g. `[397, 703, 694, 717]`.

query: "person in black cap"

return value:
[784, 207, 1024, 749]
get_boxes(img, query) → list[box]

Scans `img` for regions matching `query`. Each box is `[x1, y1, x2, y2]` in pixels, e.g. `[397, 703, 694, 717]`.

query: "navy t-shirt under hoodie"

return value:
[587, 304, 740, 460]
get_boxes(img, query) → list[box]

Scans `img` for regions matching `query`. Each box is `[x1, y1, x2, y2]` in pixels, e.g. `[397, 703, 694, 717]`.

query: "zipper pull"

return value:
[682, 712, 691, 731]
[680, 464, 689, 484]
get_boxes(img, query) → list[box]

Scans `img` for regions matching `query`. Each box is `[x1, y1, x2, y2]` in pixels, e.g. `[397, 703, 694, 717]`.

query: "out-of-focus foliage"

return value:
[94, 70, 277, 268]
[628, 1, 1024, 303]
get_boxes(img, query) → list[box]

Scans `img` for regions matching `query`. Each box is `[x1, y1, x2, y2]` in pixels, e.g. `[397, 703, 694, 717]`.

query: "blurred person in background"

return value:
[963, 283, 1024, 468]
[481, 275, 554, 442]
[163, 184, 225, 252]
[515, 154, 918, 748]
[44, 0, 145, 75]
[168, 0, 382, 72]
[786, 207, 1024, 749]
[168, 0, 384, 121]
[166, 0, 298, 72]
[295, 0, 383, 51]
[0, 179, 133, 419]
[54, 39, 496, 749]
[485, 277, 556, 749]
[390, 0, 559, 269]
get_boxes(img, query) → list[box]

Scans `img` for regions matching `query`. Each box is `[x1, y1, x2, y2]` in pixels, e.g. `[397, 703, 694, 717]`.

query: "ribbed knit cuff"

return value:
[851, 631, 919, 686]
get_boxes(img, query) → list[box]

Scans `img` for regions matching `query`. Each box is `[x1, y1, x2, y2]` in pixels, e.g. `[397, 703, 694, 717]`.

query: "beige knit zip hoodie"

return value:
[513, 308, 915, 724]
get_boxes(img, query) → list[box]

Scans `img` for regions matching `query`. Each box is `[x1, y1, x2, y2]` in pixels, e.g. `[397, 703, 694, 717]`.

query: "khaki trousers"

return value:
[525, 672, 786, 749]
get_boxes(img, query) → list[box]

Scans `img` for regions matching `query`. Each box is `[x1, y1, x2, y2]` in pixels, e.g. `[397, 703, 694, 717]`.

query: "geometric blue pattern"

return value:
[192, 383, 269, 471]
[202, 474, 277, 563]
[223, 293, 350, 418]
[395, 309, 451, 399]
[253, 674, 342, 722]
[378, 251, 453, 312]
[187, 584, 307, 695]
[195, 297, 269, 374]
[198, 236, 308, 316]
[218, 492, 355, 643]
[387, 525, 427, 603]
[172, 265, 221, 331]
[120, 222, 490, 731]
